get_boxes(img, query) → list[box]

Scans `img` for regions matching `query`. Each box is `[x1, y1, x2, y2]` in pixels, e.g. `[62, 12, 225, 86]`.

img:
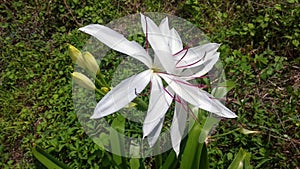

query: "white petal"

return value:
[91, 70, 152, 119]
[79, 24, 152, 68]
[160, 74, 237, 118]
[159, 17, 171, 43]
[170, 28, 183, 54]
[143, 74, 173, 137]
[204, 91, 237, 118]
[176, 43, 220, 68]
[181, 52, 220, 80]
[140, 14, 175, 73]
[146, 117, 164, 147]
[159, 18, 183, 54]
[171, 99, 188, 156]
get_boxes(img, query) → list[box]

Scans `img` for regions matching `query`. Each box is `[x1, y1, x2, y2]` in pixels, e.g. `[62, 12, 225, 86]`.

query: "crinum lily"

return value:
[79, 14, 237, 155]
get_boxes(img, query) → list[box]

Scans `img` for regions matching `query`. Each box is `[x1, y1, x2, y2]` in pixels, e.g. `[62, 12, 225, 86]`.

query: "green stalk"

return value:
[94, 77, 106, 88]
[96, 71, 109, 87]
[209, 127, 240, 139]
[95, 88, 105, 96]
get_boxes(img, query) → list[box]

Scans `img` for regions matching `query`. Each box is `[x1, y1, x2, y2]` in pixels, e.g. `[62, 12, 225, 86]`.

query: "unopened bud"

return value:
[100, 87, 110, 93]
[125, 102, 138, 108]
[82, 52, 100, 75]
[72, 72, 96, 90]
[239, 127, 260, 135]
[68, 45, 86, 68]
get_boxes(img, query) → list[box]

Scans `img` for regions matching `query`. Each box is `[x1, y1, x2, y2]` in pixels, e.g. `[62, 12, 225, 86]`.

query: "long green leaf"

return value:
[110, 114, 125, 166]
[161, 133, 188, 169]
[199, 143, 209, 169]
[193, 142, 204, 169]
[32, 145, 70, 169]
[180, 122, 202, 169]
[129, 158, 140, 169]
[161, 150, 177, 169]
[228, 148, 252, 169]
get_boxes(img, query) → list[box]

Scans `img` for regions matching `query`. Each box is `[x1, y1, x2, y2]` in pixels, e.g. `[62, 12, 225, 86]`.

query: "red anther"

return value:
[134, 88, 139, 96]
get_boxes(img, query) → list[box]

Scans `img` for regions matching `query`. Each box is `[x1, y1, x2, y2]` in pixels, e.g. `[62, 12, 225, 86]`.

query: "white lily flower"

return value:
[79, 14, 237, 155]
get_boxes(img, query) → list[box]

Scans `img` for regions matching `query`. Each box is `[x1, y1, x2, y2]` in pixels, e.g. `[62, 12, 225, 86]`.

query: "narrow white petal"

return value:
[160, 74, 237, 118]
[159, 18, 183, 54]
[146, 117, 164, 147]
[159, 17, 171, 43]
[176, 43, 220, 68]
[170, 28, 183, 54]
[206, 95, 237, 118]
[91, 70, 152, 119]
[171, 99, 188, 156]
[143, 74, 173, 137]
[200, 89, 237, 118]
[181, 52, 220, 80]
[140, 14, 175, 73]
[79, 24, 152, 67]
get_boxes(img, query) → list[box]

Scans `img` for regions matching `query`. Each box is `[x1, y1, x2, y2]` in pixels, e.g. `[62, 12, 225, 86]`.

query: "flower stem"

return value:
[94, 78, 106, 87]
[95, 88, 105, 96]
[209, 127, 240, 139]
[96, 71, 109, 87]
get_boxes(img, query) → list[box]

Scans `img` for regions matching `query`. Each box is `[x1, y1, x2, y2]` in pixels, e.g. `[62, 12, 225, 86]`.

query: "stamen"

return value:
[187, 106, 202, 124]
[173, 46, 189, 56]
[163, 87, 181, 103]
[175, 48, 189, 66]
[175, 99, 202, 125]
[193, 75, 209, 79]
[157, 71, 179, 77]
[174, 79, 208, 89]
[176, 52, 207, 69]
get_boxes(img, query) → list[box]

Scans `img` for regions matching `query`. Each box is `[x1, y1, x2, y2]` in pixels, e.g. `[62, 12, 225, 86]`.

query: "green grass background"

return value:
[0, 0, 299, 168]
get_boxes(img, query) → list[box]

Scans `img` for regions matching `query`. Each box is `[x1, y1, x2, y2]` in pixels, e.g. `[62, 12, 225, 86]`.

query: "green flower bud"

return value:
[68, 45, 86, 68]
[125, 102, 137, 108]
[82, 52, 100, 75]
[239, 127, 260, 135]
[100, 87, 110, 93]
[72, 72, 96, 90]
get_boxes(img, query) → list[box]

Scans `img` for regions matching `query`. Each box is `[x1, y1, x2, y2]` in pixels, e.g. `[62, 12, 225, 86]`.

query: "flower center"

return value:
[151, 67, 161, 73]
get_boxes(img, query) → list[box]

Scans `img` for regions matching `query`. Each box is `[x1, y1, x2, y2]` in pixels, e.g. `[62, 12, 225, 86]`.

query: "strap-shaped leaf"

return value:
[32, 145, 70, 169]
[228, 148, 252, 169]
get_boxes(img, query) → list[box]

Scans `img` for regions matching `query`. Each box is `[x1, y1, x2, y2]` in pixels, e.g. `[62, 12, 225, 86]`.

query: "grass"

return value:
[0, 0, 299, 168]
